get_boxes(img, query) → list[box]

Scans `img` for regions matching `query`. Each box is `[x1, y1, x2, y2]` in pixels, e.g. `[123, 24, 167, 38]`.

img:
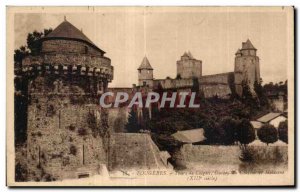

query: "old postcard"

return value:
[6, 6, 294, 186]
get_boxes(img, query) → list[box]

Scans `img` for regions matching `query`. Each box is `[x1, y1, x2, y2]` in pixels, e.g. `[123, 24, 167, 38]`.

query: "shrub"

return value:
[236, 118, 255, 146]
[257, 124, 278, 145]
[278, 120, 288, 143]
[219, 117, 240, 145]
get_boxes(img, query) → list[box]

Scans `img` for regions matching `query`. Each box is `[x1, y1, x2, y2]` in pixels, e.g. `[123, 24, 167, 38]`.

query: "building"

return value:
[256, 112, 287, 128]
[21, 19, 114, 180]
[177, 51, 202, 79]
[19, 19, 173, 181]
[137, 39, 260, 98]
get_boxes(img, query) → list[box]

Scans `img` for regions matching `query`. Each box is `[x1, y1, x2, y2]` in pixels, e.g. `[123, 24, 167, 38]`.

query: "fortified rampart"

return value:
[22, 19, 114, 181]
[153, 78, 193, 90]
[198, 72, 235, 98]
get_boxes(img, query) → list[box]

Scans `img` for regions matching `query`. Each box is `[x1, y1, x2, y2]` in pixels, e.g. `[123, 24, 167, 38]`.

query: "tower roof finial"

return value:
[64, 15, 67, 21]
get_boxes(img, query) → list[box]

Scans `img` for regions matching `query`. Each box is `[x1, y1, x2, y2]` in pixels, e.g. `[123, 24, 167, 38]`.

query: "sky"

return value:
[14, 7, 290, 87]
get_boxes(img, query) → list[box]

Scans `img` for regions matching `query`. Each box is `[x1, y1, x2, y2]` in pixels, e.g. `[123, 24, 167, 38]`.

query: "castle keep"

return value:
[138, 39, 260, 98]
[22, 19, 113, 180]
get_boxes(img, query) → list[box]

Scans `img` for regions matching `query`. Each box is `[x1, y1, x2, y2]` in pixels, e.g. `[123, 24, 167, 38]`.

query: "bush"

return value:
[219, 117, 240, 145]
[257, 124, 278, 145]
[236, 118, 255, 145]
[278, 120, 288, 143]
[15, 163, 27, 182]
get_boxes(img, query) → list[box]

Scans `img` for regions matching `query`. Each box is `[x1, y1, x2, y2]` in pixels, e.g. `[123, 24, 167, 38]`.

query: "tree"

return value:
[14, 28, 53, 66]
[278, 120, 288, 143]
[257, 124, 278, 145]
[236, 118, 255, 147]
[125, 109, 140, 133]
[254, 79, 269, 107]
[236, 119, 255, 161]
[219, 117, 240, 145]
[14, 28, 53, 145]
[241, 81, 258, 107]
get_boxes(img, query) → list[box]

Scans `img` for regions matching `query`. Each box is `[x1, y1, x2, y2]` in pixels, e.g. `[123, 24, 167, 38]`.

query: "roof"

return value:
[172, 128, 206, 143]
[250, 121, 263, 129]
[257, 112, 283, 123]
[182, 52, 189, 57]
[43, 20, 105, 53]
[241, 39, 257, 50]
[138, 56, 153, 70]
[182, 51, 194, 59]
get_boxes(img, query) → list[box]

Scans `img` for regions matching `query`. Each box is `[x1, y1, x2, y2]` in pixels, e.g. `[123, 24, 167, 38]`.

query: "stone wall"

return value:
[108, 107, 129, 133]
[153, 78, 193, 90]
[198, 72, 234, 98]
[180, 144, 288, 164]
[177, 57, 202, 79]
[234, 53, 260, 96]
[42, 39, 103, 57]
[109, 133, 167, 171]
[26, 76, 107, 181]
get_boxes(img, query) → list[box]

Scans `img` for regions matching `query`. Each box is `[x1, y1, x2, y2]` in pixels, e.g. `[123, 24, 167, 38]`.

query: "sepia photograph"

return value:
[6, 6, 294, 186]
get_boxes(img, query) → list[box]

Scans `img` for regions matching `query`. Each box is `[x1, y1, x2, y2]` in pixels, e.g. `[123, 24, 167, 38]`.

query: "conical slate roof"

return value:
[187, 51, 194, 59]
[241, 39, 256, 50]
[138, 56, 153, 70]
[182, 52, 189, 57]
[182, 51, 194, 59]
[43, 19, 105, 53]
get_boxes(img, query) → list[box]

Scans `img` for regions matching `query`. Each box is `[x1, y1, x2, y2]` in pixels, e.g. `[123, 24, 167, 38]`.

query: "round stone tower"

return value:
[176, 51, 202, 79]
[22, 19, 113, 181]
[234, 39, 260, 96]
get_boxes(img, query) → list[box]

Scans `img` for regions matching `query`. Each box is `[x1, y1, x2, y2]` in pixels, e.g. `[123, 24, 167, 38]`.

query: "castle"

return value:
[17, 19, 261, 181]
[137, 39, 260, 98]
[21, 19, 114, 180]
[19, 19, 170, 181]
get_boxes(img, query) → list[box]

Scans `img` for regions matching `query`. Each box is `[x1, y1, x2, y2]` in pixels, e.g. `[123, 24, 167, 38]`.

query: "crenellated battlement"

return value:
[22, 54, 113, 82]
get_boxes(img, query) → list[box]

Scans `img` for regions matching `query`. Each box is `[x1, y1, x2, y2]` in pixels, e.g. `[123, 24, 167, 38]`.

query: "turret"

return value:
[234, 39, 260, 96]
[138, 56, 154, 87]
[176, 51, 202, 79]
[22, 19, 113, 180]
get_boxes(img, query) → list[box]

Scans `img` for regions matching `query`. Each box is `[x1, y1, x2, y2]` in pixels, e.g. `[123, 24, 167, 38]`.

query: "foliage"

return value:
[14, 28, 53, 66]
[254, 79, 269, 107]
[236, 118, 255, 145]
[87, 111, 98, 137]
[241, 81, 258, 107]
[15, 163, 27, 182]
[191, 77, 199, 94]
[218, 117, 240, 145]
[278, 120, 288, 143]
[257, 124, 278, 145]
[151, 133, 182, 152]
[125, 109, 141, 133]
[263, 80, 288, 95]
[14, 28, 52, 146]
